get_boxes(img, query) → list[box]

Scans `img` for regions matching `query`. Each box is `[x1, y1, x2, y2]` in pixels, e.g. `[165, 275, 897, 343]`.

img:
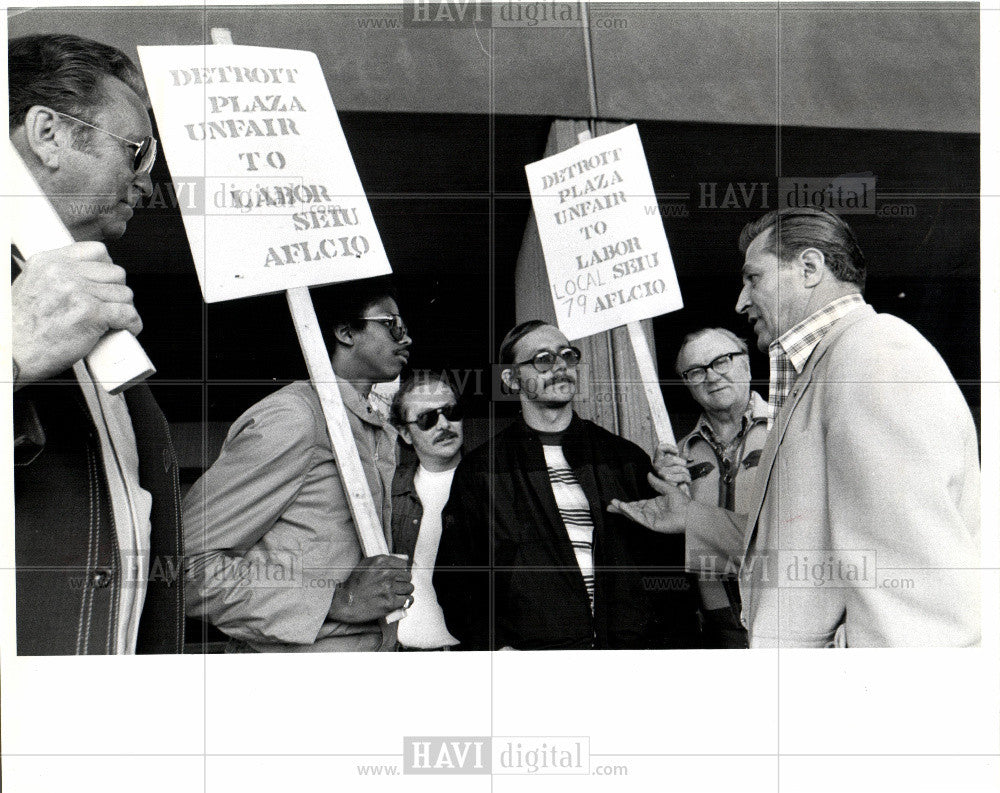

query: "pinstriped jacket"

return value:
[14, 377, 185, 655]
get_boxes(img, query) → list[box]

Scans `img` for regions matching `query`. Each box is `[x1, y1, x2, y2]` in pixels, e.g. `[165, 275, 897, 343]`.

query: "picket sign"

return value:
[560, 128, 677, 447]
[7, 141, 156, 394]
[207, 27, 404, 629]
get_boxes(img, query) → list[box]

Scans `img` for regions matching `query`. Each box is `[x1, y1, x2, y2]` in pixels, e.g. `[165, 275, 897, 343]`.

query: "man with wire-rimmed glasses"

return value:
[10, 34, 183, 655]
[434, 320, 697, 651]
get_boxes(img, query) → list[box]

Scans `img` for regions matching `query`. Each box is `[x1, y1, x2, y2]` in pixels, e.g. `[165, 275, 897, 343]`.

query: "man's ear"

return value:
[21, 106, 66, 170]
[398, 424, 414, 446]
[799, 248, 825, 288]
[500, 367, 519, 392]
[332, 322, 355, 347]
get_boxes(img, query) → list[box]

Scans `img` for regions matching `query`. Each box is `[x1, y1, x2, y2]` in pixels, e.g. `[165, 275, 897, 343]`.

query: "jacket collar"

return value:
[514, 410, 586, 459]
[689, 390, 768, 449]
[392, 459, 418, 498]
[743, 304, 875, 556]
[336, 378, 390, 431]
[391, 453, 465, 499]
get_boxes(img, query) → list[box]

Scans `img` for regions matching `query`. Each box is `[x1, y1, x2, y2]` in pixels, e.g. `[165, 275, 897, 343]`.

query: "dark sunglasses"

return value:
[54, 111, 157, 175]
[361, 314, 408, 342]
[408, 402, 464, 431]
[514, 346, 582, 373]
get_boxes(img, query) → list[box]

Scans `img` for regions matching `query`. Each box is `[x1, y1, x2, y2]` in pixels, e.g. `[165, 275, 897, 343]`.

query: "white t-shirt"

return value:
[397, 465, 460, 649]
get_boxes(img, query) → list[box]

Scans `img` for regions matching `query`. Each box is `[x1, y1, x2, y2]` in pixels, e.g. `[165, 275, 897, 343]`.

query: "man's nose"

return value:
[735, 285, 751, 314]
[704, 364, 723, 381]
[134, 170, 153, 198]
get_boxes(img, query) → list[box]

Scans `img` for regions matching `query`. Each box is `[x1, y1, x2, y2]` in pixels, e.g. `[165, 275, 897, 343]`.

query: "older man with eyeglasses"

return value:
[10, 34, 183, 655]
[183, 276, 415, 652]
[434, 320, 697, 651]
[659, 328, 769, 648]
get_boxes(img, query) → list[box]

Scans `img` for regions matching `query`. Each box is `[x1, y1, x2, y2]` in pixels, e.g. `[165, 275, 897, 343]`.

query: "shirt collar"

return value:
[692, 389, 768, 444]
[770, 293, 866, 373]
[337, 378, 391, 430]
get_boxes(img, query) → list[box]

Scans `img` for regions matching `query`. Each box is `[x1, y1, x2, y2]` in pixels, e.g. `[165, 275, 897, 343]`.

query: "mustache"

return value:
[434, 429, 459, 443]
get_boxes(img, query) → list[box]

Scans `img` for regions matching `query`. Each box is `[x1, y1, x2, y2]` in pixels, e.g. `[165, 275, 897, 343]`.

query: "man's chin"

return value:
[101, 220, 129, 242]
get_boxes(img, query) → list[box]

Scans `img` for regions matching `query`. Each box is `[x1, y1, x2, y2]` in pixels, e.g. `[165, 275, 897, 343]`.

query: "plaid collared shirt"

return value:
[767, 294, 866, 425]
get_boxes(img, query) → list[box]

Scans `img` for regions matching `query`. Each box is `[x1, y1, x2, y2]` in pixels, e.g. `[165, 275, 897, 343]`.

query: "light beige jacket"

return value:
[183, 381, 396, 651]
[686, 305, 980, 647]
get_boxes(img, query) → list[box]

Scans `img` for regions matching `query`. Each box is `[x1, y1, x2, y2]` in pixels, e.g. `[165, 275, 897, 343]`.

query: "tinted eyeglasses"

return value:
[514, 346, 582, 373]
[407, 403, 464, 431]
[54, 111, 157, 175]
[361, 314, 408, 342]
[680, 351, 746, 384]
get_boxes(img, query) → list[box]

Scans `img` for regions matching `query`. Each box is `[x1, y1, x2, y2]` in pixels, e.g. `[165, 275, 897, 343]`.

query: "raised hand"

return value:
[607, 472, 691, 534]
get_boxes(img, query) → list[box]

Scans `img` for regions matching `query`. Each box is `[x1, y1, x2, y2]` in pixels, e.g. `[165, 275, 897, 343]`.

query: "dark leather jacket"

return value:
[434, 413, 698, 651]
[14, 376, 185, 654]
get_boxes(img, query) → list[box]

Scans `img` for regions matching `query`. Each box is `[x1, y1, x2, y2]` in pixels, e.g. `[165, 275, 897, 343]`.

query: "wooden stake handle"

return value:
[626, 320, 676, 447]
[210, 27, 402, 638]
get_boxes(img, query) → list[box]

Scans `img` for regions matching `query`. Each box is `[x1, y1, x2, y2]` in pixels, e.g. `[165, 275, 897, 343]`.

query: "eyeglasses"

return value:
[514, 346, 582, 373]
[361, 314, 408, 342]
[681, 352, 746, 384]
[407, 403, 464, 431]
[54, 111, 158, 175]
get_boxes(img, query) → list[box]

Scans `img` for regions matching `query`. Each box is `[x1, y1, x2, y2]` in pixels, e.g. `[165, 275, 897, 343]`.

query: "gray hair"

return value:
[675, 328, 748, 375]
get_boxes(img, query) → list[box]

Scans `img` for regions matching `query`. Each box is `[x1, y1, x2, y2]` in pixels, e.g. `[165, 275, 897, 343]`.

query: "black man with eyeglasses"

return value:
[10, 34, 182, 655]
[434, 320, 698, 651]
[388, 372, 466, 650]
[183, 276, 415, 651]
[660, 327, 769, 649]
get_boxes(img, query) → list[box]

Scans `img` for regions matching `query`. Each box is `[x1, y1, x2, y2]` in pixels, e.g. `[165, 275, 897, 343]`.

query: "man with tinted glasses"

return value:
[183, 277, 414, 651]
[613, 207, 980, 647]
[659, 328, 768, 648]
[10, 34, 183, 654]
[389, 373, 465, 650]
[434, 320, 695, 650]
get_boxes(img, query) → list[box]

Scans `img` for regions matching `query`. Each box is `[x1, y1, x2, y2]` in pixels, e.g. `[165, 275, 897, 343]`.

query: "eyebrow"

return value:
[685, 350, 743, 366]
[525, 345, 563, 356]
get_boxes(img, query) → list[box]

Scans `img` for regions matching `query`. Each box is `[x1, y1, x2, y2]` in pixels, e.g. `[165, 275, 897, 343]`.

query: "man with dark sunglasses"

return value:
[389, 373, 466, 650]
[434, 320, 696, 650]
[10, 34, 181, 655]
[183, 277, 415, 652]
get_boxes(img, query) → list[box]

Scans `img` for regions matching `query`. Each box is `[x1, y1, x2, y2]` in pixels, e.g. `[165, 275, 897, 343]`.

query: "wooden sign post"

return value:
[7, 142, 156, 394]
[524, 124, 682, 447]
[137, 32, 404, 634]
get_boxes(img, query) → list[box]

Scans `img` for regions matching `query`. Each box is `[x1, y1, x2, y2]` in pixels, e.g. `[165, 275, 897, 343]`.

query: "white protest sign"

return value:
[136, 45, 390, 303]
[525, 124, 682, 340]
